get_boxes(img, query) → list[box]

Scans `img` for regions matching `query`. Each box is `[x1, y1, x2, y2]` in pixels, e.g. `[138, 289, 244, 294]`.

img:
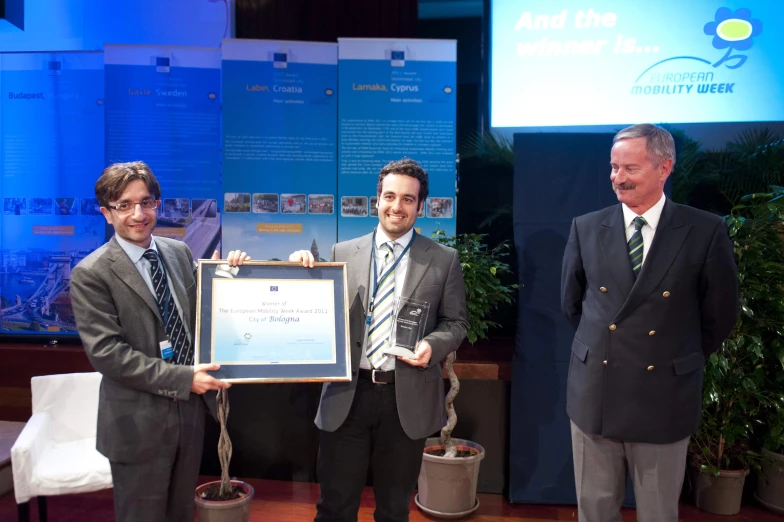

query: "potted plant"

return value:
[758, 406, 784, 515]
[415, 231, 517, 518]
[736, 187, 784, 514]
[194, 388, 255, 522]
[458, 130, 515, 239]
[689, 187, 784, 515]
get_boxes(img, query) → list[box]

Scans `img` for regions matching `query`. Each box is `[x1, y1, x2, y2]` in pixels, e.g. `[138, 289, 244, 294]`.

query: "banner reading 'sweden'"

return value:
[104, 45, 222, 259]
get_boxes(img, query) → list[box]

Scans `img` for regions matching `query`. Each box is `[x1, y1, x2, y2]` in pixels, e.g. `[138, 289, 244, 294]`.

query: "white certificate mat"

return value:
[211, 278, 336, 365]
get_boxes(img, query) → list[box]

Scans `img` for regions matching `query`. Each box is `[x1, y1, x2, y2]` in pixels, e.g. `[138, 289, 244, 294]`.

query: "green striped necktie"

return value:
[628, 216, 647, 278]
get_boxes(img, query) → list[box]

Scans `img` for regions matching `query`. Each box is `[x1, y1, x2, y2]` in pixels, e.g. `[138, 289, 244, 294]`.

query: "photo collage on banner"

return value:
[0, 52, 105, 335]
[337, 39, 457, 242]
[0, 38, 457, 338]
[221, 39, 338, 261]
[104, 45, 222, 260]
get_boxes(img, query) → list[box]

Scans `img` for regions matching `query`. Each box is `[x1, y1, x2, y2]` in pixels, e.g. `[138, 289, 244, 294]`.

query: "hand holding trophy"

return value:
[383, 297, 430, 357]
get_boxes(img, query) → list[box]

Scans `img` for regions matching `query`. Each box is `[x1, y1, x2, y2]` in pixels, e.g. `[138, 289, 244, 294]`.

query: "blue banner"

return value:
[0, 0, 233, 53]
[0, 52, 105, 335]
[104, 45, 222, 259]
[337, 39, 457, 241]
[221, 39, 338, 261]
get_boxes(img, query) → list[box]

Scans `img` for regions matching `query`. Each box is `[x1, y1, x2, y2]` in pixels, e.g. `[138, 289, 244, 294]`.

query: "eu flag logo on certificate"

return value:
[270, 286, 278, 292]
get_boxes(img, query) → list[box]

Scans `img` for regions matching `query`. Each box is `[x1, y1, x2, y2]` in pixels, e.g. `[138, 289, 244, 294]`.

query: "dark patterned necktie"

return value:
[143, 249, 192, 365]
[366, 242, 396, 368]
[628, 216, 647, 278]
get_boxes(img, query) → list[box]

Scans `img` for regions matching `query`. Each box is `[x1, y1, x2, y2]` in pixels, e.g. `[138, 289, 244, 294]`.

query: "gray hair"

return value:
[613, 124, 676, 170]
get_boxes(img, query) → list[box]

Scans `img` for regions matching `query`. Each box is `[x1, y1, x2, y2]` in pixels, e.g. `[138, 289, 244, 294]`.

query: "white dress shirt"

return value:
[359, 227, 415, 371]
[621, 193, 666, 270]
[114, 234, 192, 344]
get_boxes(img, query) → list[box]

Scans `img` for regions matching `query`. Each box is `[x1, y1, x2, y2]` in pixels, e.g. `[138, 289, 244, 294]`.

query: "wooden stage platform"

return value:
[0, 476, 781, 521]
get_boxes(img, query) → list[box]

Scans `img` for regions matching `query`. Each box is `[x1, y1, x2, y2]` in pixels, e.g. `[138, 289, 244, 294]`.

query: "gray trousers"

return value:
[571, 421, 689, 522]
[110, 395, 205, 522]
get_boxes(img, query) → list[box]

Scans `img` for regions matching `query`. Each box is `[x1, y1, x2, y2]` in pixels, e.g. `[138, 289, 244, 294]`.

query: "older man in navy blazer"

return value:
[561, 124, 738, 522]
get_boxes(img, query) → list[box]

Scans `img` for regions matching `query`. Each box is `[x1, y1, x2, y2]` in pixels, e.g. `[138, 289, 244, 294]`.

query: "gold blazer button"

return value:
[603, 360, 608, 365]
[647, 365, 654, 371]
[649, 330, 656, 336]
[600, 287, 608, 293]
[609, 324, 617, 331]
[663, 291, 671, 297]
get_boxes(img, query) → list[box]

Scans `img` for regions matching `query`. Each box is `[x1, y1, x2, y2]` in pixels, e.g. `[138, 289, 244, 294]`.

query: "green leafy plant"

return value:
[670, 129, 784, 214]
[430, 230, 517, 456]
[432, 230, 517, 344]
[731, 187, 784, 455]
[690, 186, 784, 474]
[460, 129, 514, 168]
[459, 130, 515, 232]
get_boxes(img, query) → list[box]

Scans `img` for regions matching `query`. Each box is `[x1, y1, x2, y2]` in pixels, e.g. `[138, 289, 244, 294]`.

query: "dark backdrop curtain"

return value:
[509, 133, 634, 505]
[509, 132, 674, 505]
[236, 0, 418, 41]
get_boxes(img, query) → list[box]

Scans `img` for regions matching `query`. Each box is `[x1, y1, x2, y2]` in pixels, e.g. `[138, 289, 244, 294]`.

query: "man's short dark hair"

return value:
[95, 161, 161, 208]
[376, 158, 429, 203]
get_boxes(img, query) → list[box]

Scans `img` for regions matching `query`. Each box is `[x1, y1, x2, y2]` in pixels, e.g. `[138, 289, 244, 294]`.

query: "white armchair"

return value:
[11, 372, 112, 522]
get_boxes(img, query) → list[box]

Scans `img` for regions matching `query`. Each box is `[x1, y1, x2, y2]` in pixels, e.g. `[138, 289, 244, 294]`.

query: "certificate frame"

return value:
[195, 260, 351, 383]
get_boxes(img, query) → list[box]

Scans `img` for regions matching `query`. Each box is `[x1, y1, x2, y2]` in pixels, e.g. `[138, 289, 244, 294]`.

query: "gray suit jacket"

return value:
[561, 200, 738, 444]
[315, 232, 469, 440]
[70, 236, 204, 463]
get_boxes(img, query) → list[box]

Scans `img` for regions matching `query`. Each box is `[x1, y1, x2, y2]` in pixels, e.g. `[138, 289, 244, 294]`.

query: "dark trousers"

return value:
[315, 380, 427, 522]
[109, 395, 205, 522]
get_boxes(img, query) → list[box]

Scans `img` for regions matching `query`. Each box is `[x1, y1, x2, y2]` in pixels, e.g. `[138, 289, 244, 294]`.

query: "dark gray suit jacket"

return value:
[561, 200, 738, 444]
[315, 232, 469, 440]
[70, 236, 205, 463]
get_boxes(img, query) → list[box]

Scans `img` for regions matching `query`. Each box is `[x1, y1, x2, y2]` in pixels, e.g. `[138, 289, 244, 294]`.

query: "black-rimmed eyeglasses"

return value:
[105, 198, 160, 215]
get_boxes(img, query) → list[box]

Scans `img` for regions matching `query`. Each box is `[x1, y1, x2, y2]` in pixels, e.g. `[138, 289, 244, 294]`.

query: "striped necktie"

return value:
[143, 249, 192, 365]
[628, 216, 647, 278]
[366, 242, 396, 368]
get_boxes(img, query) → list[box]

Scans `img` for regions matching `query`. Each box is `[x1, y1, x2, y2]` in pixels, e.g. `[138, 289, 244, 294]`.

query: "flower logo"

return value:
[703, 7, 762, 69]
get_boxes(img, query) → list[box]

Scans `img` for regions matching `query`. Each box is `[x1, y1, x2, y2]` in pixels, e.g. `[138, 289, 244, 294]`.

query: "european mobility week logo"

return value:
[632, 7, 762, 97]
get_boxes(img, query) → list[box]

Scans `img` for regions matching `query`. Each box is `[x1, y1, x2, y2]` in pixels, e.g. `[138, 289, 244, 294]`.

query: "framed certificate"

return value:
[195, 260, 351, 383]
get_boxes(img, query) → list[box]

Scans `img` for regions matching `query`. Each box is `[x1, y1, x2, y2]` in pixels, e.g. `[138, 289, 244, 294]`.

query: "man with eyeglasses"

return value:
[69, 161, 250, 522]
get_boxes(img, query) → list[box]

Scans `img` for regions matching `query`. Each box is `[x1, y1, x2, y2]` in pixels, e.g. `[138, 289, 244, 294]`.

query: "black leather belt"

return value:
[358, 368, 395, 384]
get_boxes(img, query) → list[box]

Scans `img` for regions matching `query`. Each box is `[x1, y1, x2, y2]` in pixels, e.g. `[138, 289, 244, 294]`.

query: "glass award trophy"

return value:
[383, 297, 430, 357]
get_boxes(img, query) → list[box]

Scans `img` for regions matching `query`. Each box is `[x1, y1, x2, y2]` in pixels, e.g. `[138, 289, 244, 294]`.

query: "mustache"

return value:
[614, 182, 636, 190]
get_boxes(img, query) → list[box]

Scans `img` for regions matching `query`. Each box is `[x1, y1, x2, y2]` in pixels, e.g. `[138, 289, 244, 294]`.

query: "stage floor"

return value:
[0, 476, 781, 521]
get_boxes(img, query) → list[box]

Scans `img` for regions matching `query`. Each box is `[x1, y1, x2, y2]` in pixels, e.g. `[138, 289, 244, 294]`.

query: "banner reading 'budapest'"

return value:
[1, 52, 105, 335]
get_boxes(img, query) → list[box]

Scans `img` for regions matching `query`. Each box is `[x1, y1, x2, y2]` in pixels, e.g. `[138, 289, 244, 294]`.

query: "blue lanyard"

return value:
[369, 230, 416, 313]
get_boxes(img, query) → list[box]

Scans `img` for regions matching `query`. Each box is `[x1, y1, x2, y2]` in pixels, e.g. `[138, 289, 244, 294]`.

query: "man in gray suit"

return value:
[70, 161, 250, 522]
[290, 158, 468, 522]
[560, 125, 738, 522]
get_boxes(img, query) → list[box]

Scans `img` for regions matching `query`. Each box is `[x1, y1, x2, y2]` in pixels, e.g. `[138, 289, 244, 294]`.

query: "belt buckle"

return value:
[372, 370, 386, 384]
